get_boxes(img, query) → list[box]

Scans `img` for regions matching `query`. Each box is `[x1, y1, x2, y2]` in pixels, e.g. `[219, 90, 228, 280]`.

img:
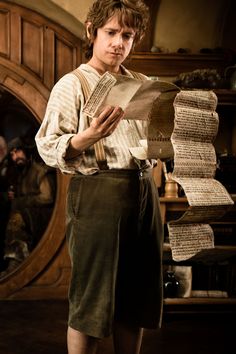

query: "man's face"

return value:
[10, 148, 27, 166]
[89, 13, 136, 72]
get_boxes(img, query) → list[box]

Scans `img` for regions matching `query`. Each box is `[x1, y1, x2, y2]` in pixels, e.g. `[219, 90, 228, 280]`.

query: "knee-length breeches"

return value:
[66, 169, 163, 338]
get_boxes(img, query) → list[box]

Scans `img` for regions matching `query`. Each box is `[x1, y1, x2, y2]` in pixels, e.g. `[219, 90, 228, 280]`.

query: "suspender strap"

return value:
[72, 68, 108, 170]
[73, 68, 90, 101]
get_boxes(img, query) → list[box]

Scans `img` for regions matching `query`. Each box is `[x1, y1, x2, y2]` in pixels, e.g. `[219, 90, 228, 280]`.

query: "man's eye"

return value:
[123, 34, 134, 40]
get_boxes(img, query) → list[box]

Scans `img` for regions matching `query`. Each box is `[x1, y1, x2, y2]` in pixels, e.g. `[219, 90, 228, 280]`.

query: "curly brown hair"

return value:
[84, 0, 150, 59]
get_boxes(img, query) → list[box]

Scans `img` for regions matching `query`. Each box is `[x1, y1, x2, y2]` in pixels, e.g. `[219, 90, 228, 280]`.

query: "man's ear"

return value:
[86, 22, 92, 39]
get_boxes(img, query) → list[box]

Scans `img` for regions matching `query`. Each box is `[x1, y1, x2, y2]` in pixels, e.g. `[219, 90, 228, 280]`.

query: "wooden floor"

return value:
[0, 300, 235, 354]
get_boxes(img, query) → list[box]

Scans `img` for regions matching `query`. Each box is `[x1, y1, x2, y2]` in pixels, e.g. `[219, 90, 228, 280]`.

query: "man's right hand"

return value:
[90, 105, 124, 138]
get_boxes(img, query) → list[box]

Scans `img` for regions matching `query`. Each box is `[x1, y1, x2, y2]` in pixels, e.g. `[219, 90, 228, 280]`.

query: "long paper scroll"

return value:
[82, 72, 234, 261]
[168, 90, 234, 261]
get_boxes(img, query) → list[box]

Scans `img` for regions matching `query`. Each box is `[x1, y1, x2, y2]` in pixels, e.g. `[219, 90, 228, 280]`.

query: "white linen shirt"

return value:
[35, 64, 152, 175]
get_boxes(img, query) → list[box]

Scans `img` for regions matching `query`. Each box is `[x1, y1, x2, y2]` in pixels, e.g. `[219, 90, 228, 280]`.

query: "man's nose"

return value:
[113, 34, 123, 47]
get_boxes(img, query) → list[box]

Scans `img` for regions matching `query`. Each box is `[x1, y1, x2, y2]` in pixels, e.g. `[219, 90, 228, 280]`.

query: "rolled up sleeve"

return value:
[35, 73, 84, 174]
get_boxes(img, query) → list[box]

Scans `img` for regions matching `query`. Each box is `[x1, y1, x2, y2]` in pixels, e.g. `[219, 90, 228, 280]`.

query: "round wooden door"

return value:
[0, 1, 82, 299]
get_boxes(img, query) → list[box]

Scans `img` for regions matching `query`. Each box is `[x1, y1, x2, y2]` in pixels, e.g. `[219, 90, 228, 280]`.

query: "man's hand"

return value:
[90, 105, 124, 138]
[66, 105, 124, 160]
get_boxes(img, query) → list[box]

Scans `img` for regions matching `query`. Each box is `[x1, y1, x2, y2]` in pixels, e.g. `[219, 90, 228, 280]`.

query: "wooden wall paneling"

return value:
[43, 26, 55, 89]
[0, 1, 83, 88]
[43, 25, 83, 89]
[0, 8, 10, 57]
[54, 35, 77, 82]
[21, 17, 44, 78]
[46, 16, 83, 76]
[10, 10, 21, 64]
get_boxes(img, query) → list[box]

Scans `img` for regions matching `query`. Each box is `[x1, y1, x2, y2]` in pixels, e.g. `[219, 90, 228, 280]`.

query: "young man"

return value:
[36, 1, 163, 353]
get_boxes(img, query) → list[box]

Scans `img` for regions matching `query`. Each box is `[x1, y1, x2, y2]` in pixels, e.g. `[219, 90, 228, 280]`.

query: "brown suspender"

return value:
[73, 68, 108, 170]
[72, 67, 146, 169]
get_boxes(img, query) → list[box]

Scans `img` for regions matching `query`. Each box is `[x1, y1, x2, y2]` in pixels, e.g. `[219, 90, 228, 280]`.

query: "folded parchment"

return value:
[82, 71, 179, 160]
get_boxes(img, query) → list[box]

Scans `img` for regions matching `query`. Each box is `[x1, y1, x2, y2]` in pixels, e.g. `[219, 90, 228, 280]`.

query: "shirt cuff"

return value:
[56, 134, 83, 173]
